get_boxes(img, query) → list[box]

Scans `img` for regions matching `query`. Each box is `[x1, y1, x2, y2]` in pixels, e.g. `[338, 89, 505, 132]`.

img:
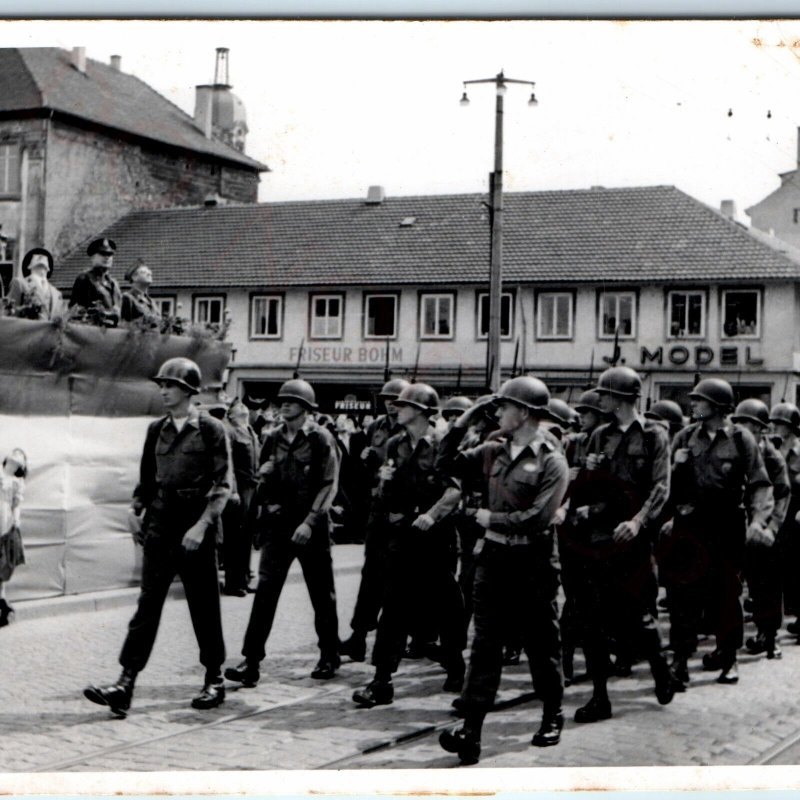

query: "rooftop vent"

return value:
[399, 216, 416, 227]
[204, 193, 225, 207]
[365, 185, 385, 205]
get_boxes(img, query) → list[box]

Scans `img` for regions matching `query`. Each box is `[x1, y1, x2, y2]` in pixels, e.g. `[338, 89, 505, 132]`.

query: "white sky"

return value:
[4, 18, 800, 219]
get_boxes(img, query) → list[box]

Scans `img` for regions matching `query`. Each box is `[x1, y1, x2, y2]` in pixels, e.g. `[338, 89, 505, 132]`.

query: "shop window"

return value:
[193, 295, 224, 325]
[477, 292, 513, 339]
[668, 290, 705, 338]
[311, 293, 343, 339]
[251, 295, 282, 339]
[364, 294, 397, 338]
[599, 291, 635, 338]
[537, 292, 572, 339]
[722, 289, 760, 338]
[420, 293, 454, 339]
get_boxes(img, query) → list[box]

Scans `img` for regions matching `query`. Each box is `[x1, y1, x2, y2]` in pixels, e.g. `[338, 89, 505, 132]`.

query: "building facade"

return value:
[0, 46, 268, 289]
[58, 185, 800, 414]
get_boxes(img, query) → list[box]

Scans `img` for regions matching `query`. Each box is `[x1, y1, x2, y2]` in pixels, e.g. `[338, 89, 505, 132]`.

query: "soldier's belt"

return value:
[156, 486, 207, 500]
[485, 529, 531, 547]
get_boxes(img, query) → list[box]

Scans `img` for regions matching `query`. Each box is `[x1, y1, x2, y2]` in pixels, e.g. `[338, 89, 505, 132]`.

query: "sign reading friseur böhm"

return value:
[289, 346, 403, 364]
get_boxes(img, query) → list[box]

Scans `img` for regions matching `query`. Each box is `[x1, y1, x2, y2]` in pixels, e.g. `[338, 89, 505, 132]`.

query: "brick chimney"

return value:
[110, 54, 121, 71]
[720, 199, 736, 220]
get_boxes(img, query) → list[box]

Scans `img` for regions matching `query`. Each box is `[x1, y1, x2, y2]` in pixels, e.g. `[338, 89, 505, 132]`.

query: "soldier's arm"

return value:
[489, 450, 570, 535]
[740, 429, 773, 526]
[303, 433, 340, 529]
[132, 419, 161, 511]
[425, 485, 462, 523]
[435, 424, 487, 483]
[198, 419, 233, 525]
[633, 426, 671, 526]
[766, 447, 791, 532]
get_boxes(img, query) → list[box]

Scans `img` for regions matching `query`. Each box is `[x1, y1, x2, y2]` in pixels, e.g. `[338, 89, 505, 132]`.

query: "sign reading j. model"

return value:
[288, 346, 404, 364]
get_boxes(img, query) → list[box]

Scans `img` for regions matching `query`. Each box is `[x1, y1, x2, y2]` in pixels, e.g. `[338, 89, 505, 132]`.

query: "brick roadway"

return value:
[2, 543, 800, 773]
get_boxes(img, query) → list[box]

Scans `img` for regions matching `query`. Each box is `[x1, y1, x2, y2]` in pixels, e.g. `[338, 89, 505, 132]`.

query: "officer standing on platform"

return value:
[352, 382, 465, 709]
[768, 402, 800, 639]
[437, 377, 569, 766]
[84, 358, 231, 717]
[226, 379, 342, 685]
[731, 399, 790, 660]
[69, 237, 122, 326]
[566, 367, 680, 724]
[662, 379, 773, 686]
[340, 378, 409, 662]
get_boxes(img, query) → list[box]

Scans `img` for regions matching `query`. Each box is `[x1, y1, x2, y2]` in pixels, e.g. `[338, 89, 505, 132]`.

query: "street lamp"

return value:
[461, 70, 537, 391]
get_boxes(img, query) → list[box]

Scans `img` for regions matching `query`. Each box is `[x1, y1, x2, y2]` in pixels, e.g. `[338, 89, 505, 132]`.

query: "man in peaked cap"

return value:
[69, 237, 122, 326]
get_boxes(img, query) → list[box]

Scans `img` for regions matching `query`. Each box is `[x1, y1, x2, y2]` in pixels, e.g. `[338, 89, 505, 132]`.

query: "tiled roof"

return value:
[55, 185, 800, 290]
[0, 48, 267, 171]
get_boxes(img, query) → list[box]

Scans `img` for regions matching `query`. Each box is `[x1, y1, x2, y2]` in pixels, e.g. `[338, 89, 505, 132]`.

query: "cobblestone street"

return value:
[2, 543, 800, 781]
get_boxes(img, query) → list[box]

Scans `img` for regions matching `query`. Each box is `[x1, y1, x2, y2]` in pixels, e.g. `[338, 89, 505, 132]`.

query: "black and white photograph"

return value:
[2, 16, 800, 791]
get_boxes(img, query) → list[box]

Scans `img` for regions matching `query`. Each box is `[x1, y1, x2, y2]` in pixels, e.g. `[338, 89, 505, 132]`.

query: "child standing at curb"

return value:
[0, 448, 26, 627]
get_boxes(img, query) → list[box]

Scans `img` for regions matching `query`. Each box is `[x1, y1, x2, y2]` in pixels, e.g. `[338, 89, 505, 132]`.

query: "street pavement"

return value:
[2, 542, 800, 776]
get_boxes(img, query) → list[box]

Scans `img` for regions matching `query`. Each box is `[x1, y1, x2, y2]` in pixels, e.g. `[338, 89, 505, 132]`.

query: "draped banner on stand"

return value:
[0, 317, 231, 600]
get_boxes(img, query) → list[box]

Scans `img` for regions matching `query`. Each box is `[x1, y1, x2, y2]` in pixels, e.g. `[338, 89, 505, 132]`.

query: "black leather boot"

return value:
[84, 667, 137, 718]
[0, 598, 13, 628]
[339, 632, 367, 662]
[352, 679, 394, 708]
[439, 727, 481, 765]
[224, 659, 260, 687]
[192, 673, 226, 709]
[532, 709, 563, 747]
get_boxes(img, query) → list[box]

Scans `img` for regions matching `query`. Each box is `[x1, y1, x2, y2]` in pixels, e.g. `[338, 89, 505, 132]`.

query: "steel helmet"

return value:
[442, 396, 474, 416]
[152, 357, 202, 395]
[770, 402, 800, 432]
[495, 376, 550, 413]
[689, 378, 734, 409]
[547, 398, 576, 428]
[645, 400, 685, 426]
[378, 378, 411, 400]
[731, 398, 770, 429]
[277, 379, 318, 410]
[596, 366, 642, 399]
[394, 382, 440, 413]
[574, 389, 604, 415]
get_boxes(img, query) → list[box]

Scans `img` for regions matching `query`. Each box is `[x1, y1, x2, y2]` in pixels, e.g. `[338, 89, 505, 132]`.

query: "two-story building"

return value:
[0, 46, 268, 288]
[57, 184, 800, 414]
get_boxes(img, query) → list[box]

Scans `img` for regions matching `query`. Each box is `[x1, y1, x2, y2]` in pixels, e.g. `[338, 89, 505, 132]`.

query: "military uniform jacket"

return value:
[378, 429, 460, 524]
[134, 407, 232, 527]
[779, 438, 800, 500]
[258, 420, 339, 531]
[759, 436, 790, 533]
[569, 416, 670, 545]
[436, 424, 569, 542]
[363, 414, 402, 484]
[225, 421, 260, 490]
[670, 421, 772, 522]
[69, 269, 122, 315]
[121, 288, 160, 323]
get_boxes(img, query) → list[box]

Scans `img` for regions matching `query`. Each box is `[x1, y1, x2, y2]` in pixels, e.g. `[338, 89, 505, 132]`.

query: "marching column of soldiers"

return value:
[84, 355, 800, 766]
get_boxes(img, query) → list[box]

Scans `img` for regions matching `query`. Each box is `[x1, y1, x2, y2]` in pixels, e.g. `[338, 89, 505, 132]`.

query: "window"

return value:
[420, 293, 454, 339]
[722, 289, 760, 338]
[364, 294, 397, 339]
[311, 293, 343, 339]
[599, 291, 635, 338]
[251, 294, 282, 339]
[537, 292, 573, 339]
[477, 292, 513, 339]
[668, 290, 705, 338]
[0, 144, 20, 196]
[151, 296, 175, 317]
[193, 295, 224, 325]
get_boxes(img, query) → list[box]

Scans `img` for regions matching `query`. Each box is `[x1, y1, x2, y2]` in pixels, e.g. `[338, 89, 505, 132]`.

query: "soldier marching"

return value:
[80, 356, 798, 766]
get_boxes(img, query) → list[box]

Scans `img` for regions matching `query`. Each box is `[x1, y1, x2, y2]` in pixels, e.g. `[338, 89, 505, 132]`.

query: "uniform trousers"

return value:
[349, 510, 389, 634]
[461, 538, 562, 714]
[572, 534, 666, 686]
[371, 519, 465, 674]
[243, 525, 339, 662]
[779, 500, 800, 618]
[456, 516, 482, 624]
[120, 498, 225, 675]
[661, 507, 745, 662]
[222, 486, 255, 591]
[744, 538, 782, 636]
